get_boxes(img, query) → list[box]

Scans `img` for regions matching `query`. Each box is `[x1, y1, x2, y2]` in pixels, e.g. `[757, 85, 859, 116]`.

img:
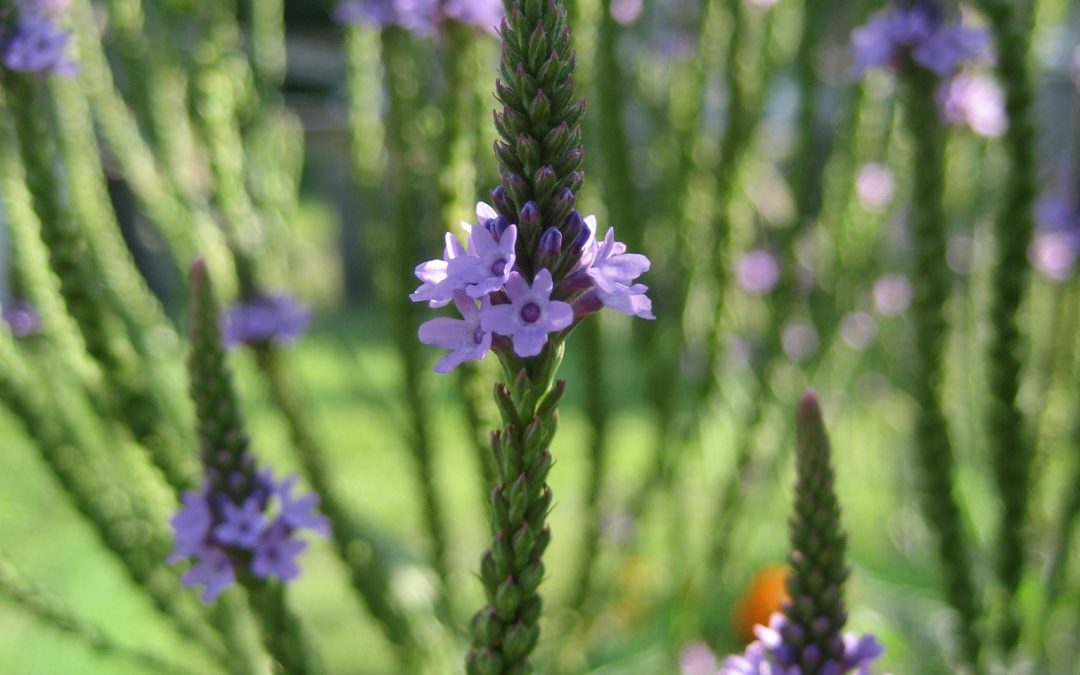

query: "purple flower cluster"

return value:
[851, 2, 988, 77]
[334, 0, 503, 36]
[0, 0, 75, 76]
[1030, 187, 1080, 282]
[220, 294, 311, 349]
[2, 300, 42, 337]
[718, 614, 883, 675]
[412, 202, 653, 372]
[170, 472, 329, 602]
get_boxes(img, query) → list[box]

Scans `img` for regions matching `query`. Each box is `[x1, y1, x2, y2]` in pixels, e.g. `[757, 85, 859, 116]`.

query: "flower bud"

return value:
[519, 201, 542, 234]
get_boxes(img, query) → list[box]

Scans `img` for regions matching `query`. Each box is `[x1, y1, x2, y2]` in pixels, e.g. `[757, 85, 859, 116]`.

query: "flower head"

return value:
[855, 163, 895, 209]
[937, 72, 1007, 137]
[1, 7, 75, 76]
[581, 218, 654, 319]
[737, 249, 781, 295]
[481, 270, 573, 358]
[2, 300, 42, 337]
[220, 294, 311, 348]
[334, 0, 503, 36]
[169, 472, 328, 602]
[1030, 188, 1080, 282]
[851, 3, 987, 77]
[419, 291, 493, 373]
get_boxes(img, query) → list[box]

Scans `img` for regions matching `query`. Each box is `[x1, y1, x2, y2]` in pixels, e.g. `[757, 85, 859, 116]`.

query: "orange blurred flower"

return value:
[731, 564, 789, 643]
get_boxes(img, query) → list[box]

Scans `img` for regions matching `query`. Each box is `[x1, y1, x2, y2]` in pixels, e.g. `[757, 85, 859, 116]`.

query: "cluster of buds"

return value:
[411, 200, 653, 372]
[0, 0, 75, 76]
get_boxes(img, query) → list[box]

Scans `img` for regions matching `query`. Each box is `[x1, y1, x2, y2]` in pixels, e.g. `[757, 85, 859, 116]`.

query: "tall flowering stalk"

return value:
[408, 1, 652, 670]
[176, 258, 326, 674]
[975, 0, 1037, 654]
[848, 2, 987, 666]
[719, 393, 883, 674]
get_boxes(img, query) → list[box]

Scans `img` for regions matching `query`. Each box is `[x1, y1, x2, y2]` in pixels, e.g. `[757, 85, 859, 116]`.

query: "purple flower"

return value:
[418, 291, 493, 373]
[679, 642, 718, 675]
[782, 319, 819, 363]
[720, 613, 883, 674]
[220, 294, 311, 348]
[333, 0, 438, 36]
[214, 498, 266, 548]
[1, 11, 75, 76]
[851, 3, 987, 78]
[251, 520, 308, 581]
[481, 269, 573, 358]
[410, 232, 469, 307]
[610, 0, 643, 25]
[451, 221, 518, 298]
[442, 0, 504, 34]
[278, 476, 331, 536]
[840, 312, 878, 351]
[855, 163, 895, 209]
[169, 472, 328, 602]
[2, 300, 42, 337]
[872, 275, 912, 316]
[841, 633, 885, 672]
[181, 547, 235, 603]
[938, 73, 1007, 137]
[582, 218, 655, 319]
[737, 249, 781, 295]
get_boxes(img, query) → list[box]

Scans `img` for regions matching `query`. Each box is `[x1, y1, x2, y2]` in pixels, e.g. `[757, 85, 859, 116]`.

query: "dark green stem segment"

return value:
[783, 392, 849, 673]
[976, 0, 1037, 654]
[903, 68, 983, 670]
[188, 260, 313, 674]
[3, 75, 198, 496]
[467, 347, 566, 675]
[492, 0, 585, 274]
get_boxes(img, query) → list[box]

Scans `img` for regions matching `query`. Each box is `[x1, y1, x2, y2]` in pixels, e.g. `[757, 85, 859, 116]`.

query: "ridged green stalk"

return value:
[3, 75, 199, 496]
[187, 259, 313, 675]
[0, 332, 231, 668]
[976, 0, 1038, 653]
[782, 392, 850, 672]
[0, 550, 204, 675]
[903, 66, 983, 670]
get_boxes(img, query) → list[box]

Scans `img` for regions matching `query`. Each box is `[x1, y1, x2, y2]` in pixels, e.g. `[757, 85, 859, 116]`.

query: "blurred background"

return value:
[1, 0, 1079, 673]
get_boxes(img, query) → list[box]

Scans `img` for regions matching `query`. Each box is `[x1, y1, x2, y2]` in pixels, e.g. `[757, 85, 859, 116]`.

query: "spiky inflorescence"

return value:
[975, 0, 1037, 654]
[782, 392, 849, 671]
[490, 0, 584, 278]
[903, 62, 983, 668]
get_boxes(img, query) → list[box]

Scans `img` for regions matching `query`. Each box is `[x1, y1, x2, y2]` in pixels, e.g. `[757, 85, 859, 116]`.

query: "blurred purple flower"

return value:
[938, 73, 1007, 137]
[737, 249, 781, 294]
[856, 163, 895, 209]
[411, 231, 469, 307]
[334, 0, 503, 36]
[418, 291, 493, 373]
[1, 9, 75, 76]
[851, 3, 987, 77]
[679, 642, 718, 675]
[610, 0, 643, 25]
[2, 300, 42, 337]
[873, 275, 912, 316]
[840, 312, 878, 351]
[720, 613, 883, 674]
[443, 0, 504, 34]
[481, 269, 573, 358]
[782, 319, 819, 363]
[221, 294, 311, 348]
[1030, 189, 1080, 282]
[170, 472, 327, 603]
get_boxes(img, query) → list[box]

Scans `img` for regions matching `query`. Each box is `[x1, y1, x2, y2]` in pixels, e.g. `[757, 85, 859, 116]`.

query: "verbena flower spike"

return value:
[177, 257, 324, 671]
[851, 1, 988, 78]
[720, 392, 883, 675]
[220, 293, 312, 349]
[404, 0, 652, 671]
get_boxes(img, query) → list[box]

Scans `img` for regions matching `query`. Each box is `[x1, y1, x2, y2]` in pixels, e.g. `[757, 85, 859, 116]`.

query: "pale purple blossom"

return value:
[181, 547, 235, 604]
[938, 73, 1007, 137]
[610, 0, 643, 25]
[221, 294, 311, 348]
[2, 300, 41, 337]
[251, 521, 308, 581]
[840, 312, 878, 351]
[481, 269, 573, 358]
[582, 218, 655, 319]
[737, 249, 781, 295]
[452, 222, 518, 298]
[418, 291, 493, 373]
[856, 163, 895, 209]
[334, 0, 502, 36]
[782, 319, 819, 363]
[719, 614, 883, 675]
[679, 642, 718, 675]
[873, 275, 912, 316]
[411, 231, 469, 307]
[851, 3, 987, 77]
[215, 498, 266, 548]
[443, 0, 504, 34]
